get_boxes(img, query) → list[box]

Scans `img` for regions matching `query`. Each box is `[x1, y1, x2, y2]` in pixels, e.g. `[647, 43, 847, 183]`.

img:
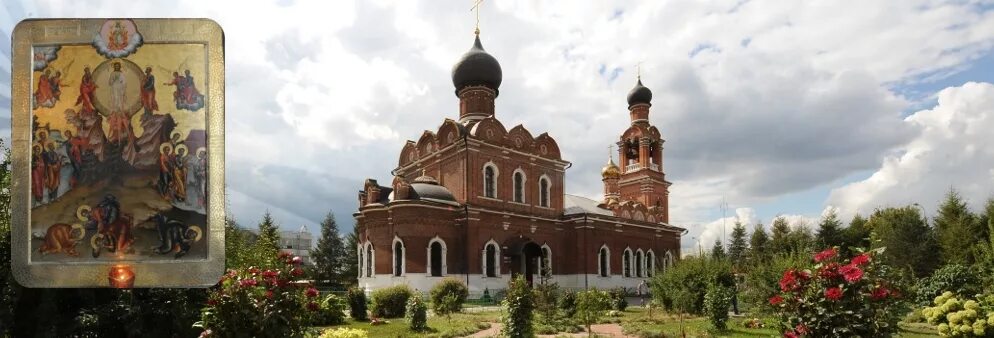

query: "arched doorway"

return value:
[504, 237, 543, 287]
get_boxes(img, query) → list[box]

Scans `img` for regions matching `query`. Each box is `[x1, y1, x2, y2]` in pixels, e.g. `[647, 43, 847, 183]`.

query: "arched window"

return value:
[635, 249, 644, 277]
[357, 244, 364, 278]
[664, 251, 674, 272]
[646, 250, 655, 277]
[598, 245, 610, 277]
[623, 248, 633, 277]
[365, 243, 374, 278]
[483, 164, 498, 198]
[483, 240, 500, 277]
[428, 237, 446, 277]
[392, 237, 405, 277]
[512, 170, 525, 203]
[539, 244, 552, 276]
[538, 176, 550, 207]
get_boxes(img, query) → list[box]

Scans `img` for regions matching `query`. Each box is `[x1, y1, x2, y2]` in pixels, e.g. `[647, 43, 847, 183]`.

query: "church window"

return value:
[484, 241, 500, 277]
[392, 237, 405, 277]
[428, 237, 446, 277]
[484, 164, 497, 198]
[598, 246, 610, 277]
[365, 243, 374, 278]
[646, 250, 655, 277]
[635, 249, 644, 277]
[513, 170, 525, 203]
[623, 248, 633, 277]
[539, 176, 550, 207]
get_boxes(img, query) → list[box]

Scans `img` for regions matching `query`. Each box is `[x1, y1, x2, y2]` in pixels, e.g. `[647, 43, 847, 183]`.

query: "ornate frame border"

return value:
[10, 18, 225, 288]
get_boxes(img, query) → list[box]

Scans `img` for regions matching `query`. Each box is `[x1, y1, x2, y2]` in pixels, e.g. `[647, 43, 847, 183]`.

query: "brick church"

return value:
[355, 32, 684, 293]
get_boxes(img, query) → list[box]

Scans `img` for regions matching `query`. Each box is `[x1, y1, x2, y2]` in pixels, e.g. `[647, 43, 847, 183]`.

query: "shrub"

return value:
[318, 327, 369, 338]
[405, 293, 428, 332]
[921, 292, 994, 337]
[196, 253, 317, 338]
[769, 247, 904, 337]
[576, 289, 613, 337]
[370, 285, 412, 318]
[558, 289, 578, 318]
[741, 252, 809, 314]
[609, 288, 628, 311]
[346, 287, 368, 321]
[915, 264, 984, 307]
[429, 278, 469, 318]
[703, 283, 733, 331]
[651, 256, 733, 314]
[533, 282, 561, 326]
[308, 293, 347, 326]
[500, 276, 535, 338]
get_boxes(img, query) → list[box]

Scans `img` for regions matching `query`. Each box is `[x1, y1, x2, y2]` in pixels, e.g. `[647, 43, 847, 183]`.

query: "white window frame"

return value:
[364, 242, 375, 278]
[623, 247, 633, 277]
[664, 250, 674, 272]
[635, 249, 645, 277]
[598, 245, 611, 277]
[392, 236, 405, 277]
[482, 239, 501, 278]
[482, 162, 499, 199]
[538, 174, 551, 207]
[512, 168, 527, 203]
[427, 236, 447, 277]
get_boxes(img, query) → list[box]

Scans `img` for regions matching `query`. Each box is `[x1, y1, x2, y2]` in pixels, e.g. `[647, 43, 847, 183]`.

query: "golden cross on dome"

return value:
[608, 144, 615, 162]
[471, 0, 485, 35]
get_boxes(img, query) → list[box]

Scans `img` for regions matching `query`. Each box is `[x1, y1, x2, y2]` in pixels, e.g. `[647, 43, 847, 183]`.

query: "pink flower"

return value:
[306, 287, 319, 298]
[851, 254, 871, 266]
[291, 256, 303, 265]
[306, 302, 319, 311]
[239, 279, 258, 287]
[824, 287, 843, 301]
[261, 270, 278, 278]
[199, 329, 213, 338]
[779, 269, 799, 292]
[814, 248, 837, 262]
[769, 295, 784, 305]
[795, 324, 810, 335]
[292, 267, 304, 277]
[839, 264, 863, 283]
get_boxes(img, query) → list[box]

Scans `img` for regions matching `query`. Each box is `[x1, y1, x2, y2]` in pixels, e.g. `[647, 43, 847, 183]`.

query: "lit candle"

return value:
[108, 265, 135, 288]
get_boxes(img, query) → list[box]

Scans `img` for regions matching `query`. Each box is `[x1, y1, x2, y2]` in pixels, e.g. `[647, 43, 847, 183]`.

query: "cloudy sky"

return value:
[2, 0, 993, 253]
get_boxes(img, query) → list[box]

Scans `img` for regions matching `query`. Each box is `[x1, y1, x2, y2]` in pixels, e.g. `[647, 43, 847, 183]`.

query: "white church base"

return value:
[359, 274, 652, 296]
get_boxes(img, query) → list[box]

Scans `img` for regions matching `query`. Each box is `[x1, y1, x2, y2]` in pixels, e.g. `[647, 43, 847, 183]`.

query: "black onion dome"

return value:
[627, 78, 652, 108]
[451, 35, 502, 96]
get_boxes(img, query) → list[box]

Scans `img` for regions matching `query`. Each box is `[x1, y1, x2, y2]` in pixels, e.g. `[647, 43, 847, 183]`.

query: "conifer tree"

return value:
[254, 211, 282, 268]
[224, 217, 250, 269]
[868, 206, 940, 278]
[842, 213, 871, 256]
[768, 216, 792, 255]
[311, 212, 347, 284]
[727, 221, 749, 267]
[343, 226, 360, 286]
[934, 189, 979, 264]
[748, 223, 768, 262]
[711, 239, 726, 260]
[816, 208, 844, 249]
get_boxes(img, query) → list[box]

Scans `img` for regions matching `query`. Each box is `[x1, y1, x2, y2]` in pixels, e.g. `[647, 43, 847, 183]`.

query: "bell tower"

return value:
[616, 75, 671, 222]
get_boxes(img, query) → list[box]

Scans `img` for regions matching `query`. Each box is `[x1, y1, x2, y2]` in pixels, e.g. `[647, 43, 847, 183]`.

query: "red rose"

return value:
[824, 287, 843, 301]
[248, 267, 260, 275]
[798, 270, 811, 280]
[851, 254, 870, 266]
[814, 248, 837, 262]
[871, 286, 889, 300]
[779, 269, 799, 292]
[769, 295, 784, 305]
[239, 279, 258, 287]
[839, 264, 863, 283]
[306, 302, 319, 311]
[784, 330, 799, 338]
[292, 267, 304, 277]
[306, 287, 319, 298]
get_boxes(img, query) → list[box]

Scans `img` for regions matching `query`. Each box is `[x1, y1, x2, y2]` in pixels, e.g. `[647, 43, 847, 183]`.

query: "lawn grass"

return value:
[313, 310, 499, 338]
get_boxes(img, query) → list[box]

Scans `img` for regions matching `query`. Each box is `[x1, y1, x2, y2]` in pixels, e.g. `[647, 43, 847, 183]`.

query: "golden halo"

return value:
[46, 142, 55, 149]
[90, 58, 143, 117]
[70, 223, 86, 242]
[196, 147, 207, 157]
[90, 233, 103, 250]
[174, 144, 189, 157]
[188, 225, 203, 242]
[170, 131, 182, 141]
[32, 144, 42, 153]
[35, 129, 47, 140]
[76, 205, 91, 221]
[160, 143, 173, 155]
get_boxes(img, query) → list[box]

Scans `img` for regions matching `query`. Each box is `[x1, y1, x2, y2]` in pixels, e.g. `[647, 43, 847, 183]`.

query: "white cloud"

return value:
[829, 82, 994, 217]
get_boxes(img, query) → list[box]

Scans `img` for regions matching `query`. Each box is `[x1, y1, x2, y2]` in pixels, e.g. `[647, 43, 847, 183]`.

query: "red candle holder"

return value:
[108, 265, 135, 288]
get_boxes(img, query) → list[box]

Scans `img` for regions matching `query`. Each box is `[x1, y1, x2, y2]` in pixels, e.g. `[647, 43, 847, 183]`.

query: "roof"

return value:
[563, 194, 614, 216]
[408, 183, 461, 206]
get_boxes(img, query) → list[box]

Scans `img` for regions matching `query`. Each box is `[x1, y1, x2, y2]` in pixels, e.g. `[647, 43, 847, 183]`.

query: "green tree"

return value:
[575, 289, 612, 338]
[711, 239, 726, 260]
[727, 221, 749, 268]
[253, 211, 282, 268]
[0, 142, 15, 335]
[748, 223, 768, 262]
[310, 212, 347, 285]
[842, 213, 870, 255]
[768, 216, 792, 255]
[867, 206, 940, 278]
[972, 197, 994, 286]
[224, 217, 250, 269]
[816, 208, 844, 249]
[785, 224, 813, 254]
[500, 276, 535, 338]
[342, 226, 360, 287]
[934, 189, 979, 264]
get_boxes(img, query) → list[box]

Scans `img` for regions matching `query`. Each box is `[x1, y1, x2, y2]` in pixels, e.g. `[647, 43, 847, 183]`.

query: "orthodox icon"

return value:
[11, 19, 224, 288]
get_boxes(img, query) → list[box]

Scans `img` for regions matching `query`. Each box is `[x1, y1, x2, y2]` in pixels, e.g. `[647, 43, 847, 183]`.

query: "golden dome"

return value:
[602, 157, 621, 178]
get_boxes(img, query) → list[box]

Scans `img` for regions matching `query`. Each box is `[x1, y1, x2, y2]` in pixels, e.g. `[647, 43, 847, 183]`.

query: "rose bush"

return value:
[196, 253, 319, 338]
[769, 248, 904, 337]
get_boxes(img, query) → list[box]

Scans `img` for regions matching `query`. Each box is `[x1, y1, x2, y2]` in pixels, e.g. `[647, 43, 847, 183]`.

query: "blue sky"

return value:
[2, 1, 994, 253]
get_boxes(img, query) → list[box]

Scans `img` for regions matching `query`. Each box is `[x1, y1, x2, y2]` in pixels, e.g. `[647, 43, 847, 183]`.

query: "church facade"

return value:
[355, 33, 684, 293]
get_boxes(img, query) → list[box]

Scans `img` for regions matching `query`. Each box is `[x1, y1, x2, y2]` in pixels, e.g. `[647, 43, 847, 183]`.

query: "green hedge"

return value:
[370, 285, 412, 318]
